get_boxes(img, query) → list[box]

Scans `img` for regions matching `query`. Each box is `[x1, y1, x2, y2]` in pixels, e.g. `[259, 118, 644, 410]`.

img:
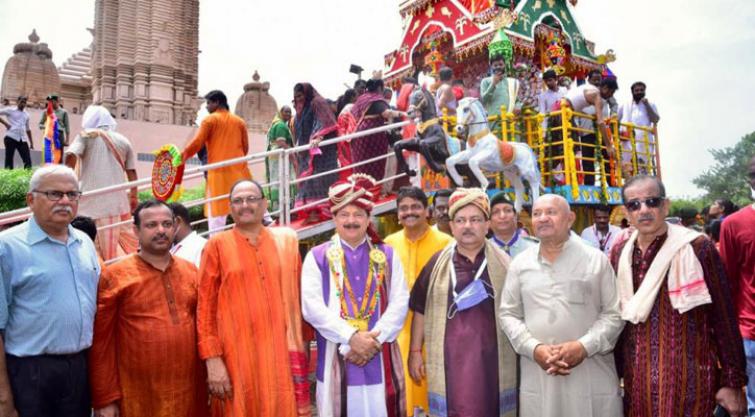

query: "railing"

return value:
[438, 101, 660, 202]
[0, 102, 659, 263]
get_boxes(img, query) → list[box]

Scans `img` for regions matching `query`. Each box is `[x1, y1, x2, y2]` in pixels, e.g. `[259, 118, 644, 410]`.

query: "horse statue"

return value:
[446, 97, 541, 212]
[393, 85, 461, 177]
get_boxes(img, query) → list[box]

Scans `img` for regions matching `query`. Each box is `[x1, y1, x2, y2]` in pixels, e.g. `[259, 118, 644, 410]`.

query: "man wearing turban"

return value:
[408, 188, 518, 417]
[301, 173, 409, 417]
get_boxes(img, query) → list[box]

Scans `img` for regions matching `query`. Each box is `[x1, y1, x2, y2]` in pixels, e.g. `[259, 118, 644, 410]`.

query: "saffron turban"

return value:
[448, 187, 490, 219]
[328, 173, 379, 214]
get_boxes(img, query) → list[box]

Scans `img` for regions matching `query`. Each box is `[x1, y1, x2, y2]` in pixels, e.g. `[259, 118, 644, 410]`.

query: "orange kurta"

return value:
[197, 227, 310, 417]
[182, 109, 252, 217]
[89, 254, 208, 417]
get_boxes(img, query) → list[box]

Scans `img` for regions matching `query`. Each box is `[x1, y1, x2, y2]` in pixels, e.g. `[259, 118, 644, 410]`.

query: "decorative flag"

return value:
[43, 101, 61, 164]
[151, 144, 185, 202]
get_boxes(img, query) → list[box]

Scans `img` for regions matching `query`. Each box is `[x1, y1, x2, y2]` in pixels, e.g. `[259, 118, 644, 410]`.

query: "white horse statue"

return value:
[446, 97, 541, 212]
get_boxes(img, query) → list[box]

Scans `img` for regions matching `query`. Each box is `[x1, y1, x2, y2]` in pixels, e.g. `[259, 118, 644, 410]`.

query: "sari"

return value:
[292, 83, 339, 221]
[350, 92, 391, 180]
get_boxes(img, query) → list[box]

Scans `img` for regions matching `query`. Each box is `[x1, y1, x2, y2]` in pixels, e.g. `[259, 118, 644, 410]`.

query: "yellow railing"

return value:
[440, 102, 660, 202]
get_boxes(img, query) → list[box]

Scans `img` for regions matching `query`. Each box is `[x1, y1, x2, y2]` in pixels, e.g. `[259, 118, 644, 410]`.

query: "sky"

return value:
[1, 0, 753, 198]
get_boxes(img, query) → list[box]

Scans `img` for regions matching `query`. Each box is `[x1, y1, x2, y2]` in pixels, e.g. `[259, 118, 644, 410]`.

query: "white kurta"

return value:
[499, 236, 624, 417]
[580, 224, 622, 255]
[301, 237, 409, 417]
[171, 231, 207, 267]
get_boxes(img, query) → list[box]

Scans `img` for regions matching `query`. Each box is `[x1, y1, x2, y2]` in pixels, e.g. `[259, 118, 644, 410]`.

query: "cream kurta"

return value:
[499, 236, 624, 417]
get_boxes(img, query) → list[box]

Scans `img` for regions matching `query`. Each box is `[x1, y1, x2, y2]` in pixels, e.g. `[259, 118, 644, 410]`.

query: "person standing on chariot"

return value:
[480, 28, 521, 133]
[302, 173, 409, 417]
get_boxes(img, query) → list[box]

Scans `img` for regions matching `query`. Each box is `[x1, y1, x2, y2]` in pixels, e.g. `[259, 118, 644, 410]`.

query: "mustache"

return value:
[638, 214, 655, 222]
[400, 214, 420, 221]
[344, 224, 362, 229]
[153, 234, 169, 241]
[52, 206, 73, 214]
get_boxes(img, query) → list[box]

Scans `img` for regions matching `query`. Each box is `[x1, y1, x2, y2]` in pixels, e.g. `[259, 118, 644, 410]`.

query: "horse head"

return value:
[455, 97, 488, 138]
[408, 87, 437, 122]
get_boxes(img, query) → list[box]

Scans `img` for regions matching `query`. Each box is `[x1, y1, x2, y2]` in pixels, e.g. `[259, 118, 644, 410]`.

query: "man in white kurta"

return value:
[301, 174, 409, 417]
[499, 194, 624, 417]
[169, 202, 207, 267]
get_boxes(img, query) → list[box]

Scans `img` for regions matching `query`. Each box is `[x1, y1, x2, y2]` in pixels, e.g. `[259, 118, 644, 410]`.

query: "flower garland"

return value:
[326, 236, 387, 332]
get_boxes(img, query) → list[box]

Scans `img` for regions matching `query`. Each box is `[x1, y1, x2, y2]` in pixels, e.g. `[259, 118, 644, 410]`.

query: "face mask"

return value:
[454, 279, 492, 311]
[447, 256, 492, 318]
[633, 93, 645, 102]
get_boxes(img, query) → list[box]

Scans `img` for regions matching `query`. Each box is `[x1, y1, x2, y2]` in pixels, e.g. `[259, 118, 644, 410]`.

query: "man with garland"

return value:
[408, 188, 518, 417]
[580, 204, 621, 255]
[302, 174, 409, 417]
[489, 192, 537, 258]
[384, 186, 452, 415]
[480, 28, 520, 133]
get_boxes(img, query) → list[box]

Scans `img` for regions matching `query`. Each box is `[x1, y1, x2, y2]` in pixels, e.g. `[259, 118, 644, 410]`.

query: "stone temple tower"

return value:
[91, 0, 199, 125]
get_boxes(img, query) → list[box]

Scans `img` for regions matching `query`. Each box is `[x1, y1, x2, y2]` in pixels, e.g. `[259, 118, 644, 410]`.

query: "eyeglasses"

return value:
[624, 197, 664, 212]
[33, 190, 82, 201]
[230, 195, 264, 206]
[452, 216, 486, 226]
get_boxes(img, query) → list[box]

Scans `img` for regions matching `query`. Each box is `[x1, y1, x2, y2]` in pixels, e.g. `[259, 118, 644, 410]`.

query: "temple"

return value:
[1, 30, 61, 107]
[90, 0, 200, 124]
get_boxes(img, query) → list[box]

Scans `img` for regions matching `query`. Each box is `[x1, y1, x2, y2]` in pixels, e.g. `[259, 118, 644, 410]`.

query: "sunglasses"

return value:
[624, 197, 664, 212]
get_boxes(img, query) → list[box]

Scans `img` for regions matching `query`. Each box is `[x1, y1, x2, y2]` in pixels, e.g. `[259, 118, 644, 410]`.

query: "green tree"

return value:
[693, 131, 755, 207]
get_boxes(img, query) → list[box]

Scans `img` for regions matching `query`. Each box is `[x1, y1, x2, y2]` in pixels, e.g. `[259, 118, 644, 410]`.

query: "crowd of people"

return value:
[0, 155, 753, 417]
[0, 41, 750, 417]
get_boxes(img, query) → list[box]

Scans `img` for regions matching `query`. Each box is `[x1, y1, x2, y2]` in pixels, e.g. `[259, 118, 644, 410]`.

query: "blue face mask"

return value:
[447, 257, 492, 318]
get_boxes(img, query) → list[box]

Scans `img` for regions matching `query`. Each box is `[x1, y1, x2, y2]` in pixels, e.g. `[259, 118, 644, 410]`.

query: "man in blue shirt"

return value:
[0, 164, 100, 417]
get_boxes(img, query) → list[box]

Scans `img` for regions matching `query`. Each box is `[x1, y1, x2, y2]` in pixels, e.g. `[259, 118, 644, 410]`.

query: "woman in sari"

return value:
[292, 82, 339, 222]
[350, 78, 405, 184]
[265, 105, 294, 213]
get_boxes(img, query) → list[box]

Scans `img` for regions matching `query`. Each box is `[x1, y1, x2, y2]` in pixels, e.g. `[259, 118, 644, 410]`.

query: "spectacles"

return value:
[452, 216, 486, 225]
[230, 195, 264, 206]
[624, 197, 664, 212]
[33, 190, 82, 201]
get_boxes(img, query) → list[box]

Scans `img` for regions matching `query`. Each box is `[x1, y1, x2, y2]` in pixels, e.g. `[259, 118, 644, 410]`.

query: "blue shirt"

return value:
[0, 217, 100, 356]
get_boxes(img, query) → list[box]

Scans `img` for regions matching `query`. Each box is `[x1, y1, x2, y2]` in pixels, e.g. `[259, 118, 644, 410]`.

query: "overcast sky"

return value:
[1, 0, 753, 197]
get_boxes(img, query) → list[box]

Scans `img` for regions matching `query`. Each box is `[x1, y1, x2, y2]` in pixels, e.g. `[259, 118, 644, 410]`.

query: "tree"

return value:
[693, 131, 755, 207]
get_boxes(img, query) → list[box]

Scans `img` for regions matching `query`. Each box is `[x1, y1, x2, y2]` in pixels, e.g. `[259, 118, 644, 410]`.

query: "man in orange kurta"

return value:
[197, 179, 310, 417]
[89, 200, 208, 417]
[182, 90, 252, 233]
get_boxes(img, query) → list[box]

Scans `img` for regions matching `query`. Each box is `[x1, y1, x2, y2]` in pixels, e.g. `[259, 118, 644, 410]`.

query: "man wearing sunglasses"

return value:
[609, 175, 747, 417]
[0, 165, 100, 417]
[719, 154, 755, 416]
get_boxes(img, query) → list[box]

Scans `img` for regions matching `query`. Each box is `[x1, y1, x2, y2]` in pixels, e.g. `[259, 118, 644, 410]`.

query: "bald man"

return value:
[499, 194, 624, 417]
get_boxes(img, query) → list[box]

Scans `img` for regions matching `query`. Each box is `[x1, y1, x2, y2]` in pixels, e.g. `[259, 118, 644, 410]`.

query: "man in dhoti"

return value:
[408, 188, 518, 417]
[65, 105, 138, 260]
[302, 174, 409, 417]
[384, 186, 452, 415]
[499, 194, 624, 417]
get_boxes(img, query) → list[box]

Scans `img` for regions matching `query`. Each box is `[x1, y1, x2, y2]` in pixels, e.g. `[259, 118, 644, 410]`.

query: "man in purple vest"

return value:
[302, 173, 409, 417]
